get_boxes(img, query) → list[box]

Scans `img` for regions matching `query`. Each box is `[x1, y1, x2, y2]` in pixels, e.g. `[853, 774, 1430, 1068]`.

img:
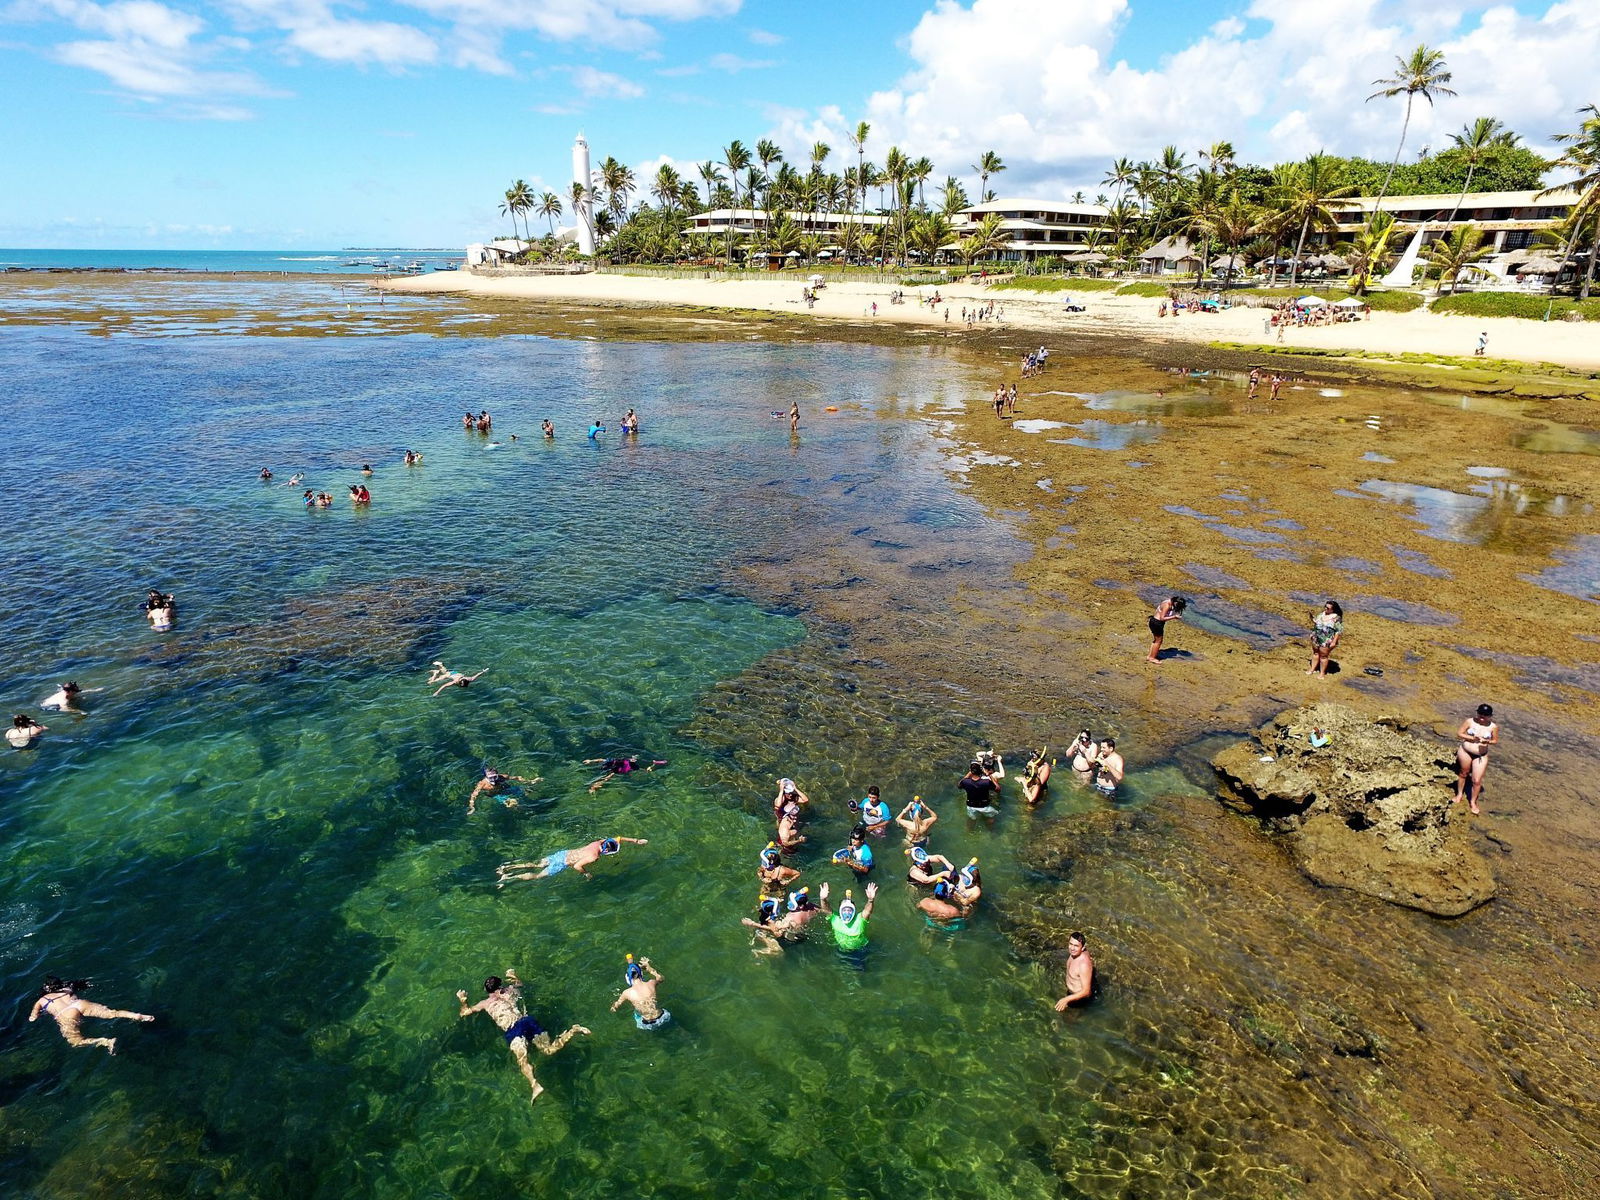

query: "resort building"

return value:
[1322, 188, 1580, 254]
[953, 198, 1111, 262]
[684, 209, 890, 251]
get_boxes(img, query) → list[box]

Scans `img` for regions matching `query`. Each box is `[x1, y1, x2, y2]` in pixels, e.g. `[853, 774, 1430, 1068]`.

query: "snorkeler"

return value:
[958, 761, 1001, 822]
[975, 748, 1005, 781]
[259, 467, 273, 480]
[467, 765, 542, 814]
[856, 786, 891, 835]
[1067, 730, 1098, 774]
[772, 778, 810, 819]
[823, 881, 876, 950]
[918, 880, 970, 927]
[895, 795, 937, 843]
[8, 714, 46, 749]
[757, 841, 801, 891]
[29, 976, 153, 1054]
[427, 661, 487, 697]
[456, 968, 589, 1104]
[1020, 747, 1052, 805]
[833, 825, 874, 876]
[905, 843, 956, 886]
[541, 420, 555, 439]
[495, 836, 648, 886]
[610, 955, 669, 1030]
[40, 681, 98, 713]
[740, 887, 825, 956]
[583, 754, 667, 793]
[775, 800, 807, 851]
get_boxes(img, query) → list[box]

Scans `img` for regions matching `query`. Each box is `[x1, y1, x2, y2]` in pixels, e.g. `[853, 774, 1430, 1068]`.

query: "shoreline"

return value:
[379, 269, 1600, 381]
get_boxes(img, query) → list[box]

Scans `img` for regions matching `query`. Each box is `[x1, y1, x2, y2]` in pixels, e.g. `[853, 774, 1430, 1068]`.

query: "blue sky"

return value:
[2, 0, 1594, 248]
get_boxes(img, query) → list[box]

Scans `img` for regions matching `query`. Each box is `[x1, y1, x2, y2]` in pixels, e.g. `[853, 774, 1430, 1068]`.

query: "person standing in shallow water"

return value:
[1054, 932, 1096, 1011]
[29, 977, 153, 1053]
[789, 401, 800, 434]
[1145, 596, 1187, 663]
[1454, 703, 1500, 815]
[456, 969, 589, 1104]
[1307, 600, 1343, 677]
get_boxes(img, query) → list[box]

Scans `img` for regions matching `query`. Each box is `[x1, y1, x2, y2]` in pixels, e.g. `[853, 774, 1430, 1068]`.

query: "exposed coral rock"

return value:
[1212, 702, 1495, 916]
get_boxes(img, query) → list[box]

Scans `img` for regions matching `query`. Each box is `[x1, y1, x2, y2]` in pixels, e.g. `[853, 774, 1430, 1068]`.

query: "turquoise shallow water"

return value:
[0, 314, 1175, 1196]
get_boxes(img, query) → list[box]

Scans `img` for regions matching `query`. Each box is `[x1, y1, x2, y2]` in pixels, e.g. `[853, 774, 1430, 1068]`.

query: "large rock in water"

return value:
[1211, 702, 1495, 917]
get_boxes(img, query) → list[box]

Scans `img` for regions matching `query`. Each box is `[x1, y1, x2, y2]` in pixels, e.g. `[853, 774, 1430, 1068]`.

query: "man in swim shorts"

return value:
[1093, 740, 1124, 794]
[610, 955, 669, 1030]
[1054, 932, 1096, 1012]
[958, 761, 1001, 822]
[496, 836, 648, 886]
[467, 765, 541, 814]
[740, 887, 824, 956]
[456, 968, 589, 1103]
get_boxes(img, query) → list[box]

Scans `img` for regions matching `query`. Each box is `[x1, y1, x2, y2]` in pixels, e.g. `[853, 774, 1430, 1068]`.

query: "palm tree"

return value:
[722, 140, 752, 263]
[974, 150, 1005, 203]
[958, 212, 1008, 267]
[907, 212, 954, 261]
[599, 156, 635, 219]
[1540, 104, 1600, 298]
[1202, 186, 1259, 277]
[1423, 225, 1494, 293]
[1343, 211, 1398, 295]
[569, 181, 593, 249]
[697, 160, 726, 211]
[846, 121, 870, 259]
[1201, 141, 1237, 180]
[651, 163, 682, 213]
[911, 156, 934, 210]
[1275, 153, 1358, 285]
[810, 141, 831, 173]
[1444, 118, 1518, 224]
[1102, 157, 1136, 202]
[537, 190, 563, 237]
[1367, 45, 1457, 205]
[755, 138, 783, 213]
[498, 185, 521, 241]
[884, 146, 909, 264]
[939, 175, 970, 217]
[798, 232, 824, 267]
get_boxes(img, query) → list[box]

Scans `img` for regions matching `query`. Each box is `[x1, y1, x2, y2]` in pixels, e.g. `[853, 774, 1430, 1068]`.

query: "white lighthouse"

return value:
[572, 132, 595, 256]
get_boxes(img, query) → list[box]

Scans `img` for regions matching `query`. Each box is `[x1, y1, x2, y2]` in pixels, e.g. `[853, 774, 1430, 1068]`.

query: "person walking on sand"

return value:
[29, 976, 153, 1054]
[1476, 331, 1488, 357]
[496, 836, 648, 885]
[1054, 932, 1096, 1011]
[1453, 703, 1500, 815]
[1145, 596, 1187, 663]
[610, 954, 669, 1031]
[456, 969, 589, 1104]
[1307, 600, 1344, 677]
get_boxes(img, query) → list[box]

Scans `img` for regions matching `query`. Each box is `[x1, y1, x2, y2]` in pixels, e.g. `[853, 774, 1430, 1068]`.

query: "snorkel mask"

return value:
[788, 887, 810, 912]
[910, 845, 929, 865]
[838, 896, 857, 922]
[959, 858, 979, 889]
[599, 838, 620, 855]
[624, 953, 643, 984]
[760, 842, 781, 869]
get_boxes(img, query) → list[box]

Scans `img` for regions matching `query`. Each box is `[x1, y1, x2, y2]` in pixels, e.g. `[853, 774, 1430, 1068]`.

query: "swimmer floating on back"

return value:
[427, 661, 487, 696]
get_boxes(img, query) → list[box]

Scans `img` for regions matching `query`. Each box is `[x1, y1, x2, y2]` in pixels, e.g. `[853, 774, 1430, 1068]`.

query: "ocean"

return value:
[0, 248, 463, 274]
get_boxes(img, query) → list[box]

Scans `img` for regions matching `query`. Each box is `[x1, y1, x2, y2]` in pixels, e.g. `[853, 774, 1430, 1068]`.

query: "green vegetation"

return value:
[990, 277, 1121, 293]
[1117, 281, 1174, 297]
[1431, 292, 1600, 321]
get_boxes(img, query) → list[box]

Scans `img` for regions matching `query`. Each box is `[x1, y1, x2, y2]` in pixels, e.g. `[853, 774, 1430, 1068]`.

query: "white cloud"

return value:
[400, 0, 741, 54]
[226, 0, 438, 67]
[788, 0, 1600, 200]
[705, 51, 772, 71]
[570, 63, 643, 98]
[747, 26, 781, 45]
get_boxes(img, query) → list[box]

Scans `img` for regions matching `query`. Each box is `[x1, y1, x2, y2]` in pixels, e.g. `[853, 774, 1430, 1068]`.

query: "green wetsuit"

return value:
[829, 912, 869, 950]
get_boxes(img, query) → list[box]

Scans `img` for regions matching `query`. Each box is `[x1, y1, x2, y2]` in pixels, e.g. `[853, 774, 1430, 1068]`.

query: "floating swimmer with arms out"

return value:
[456, 968, 589, 1104]
[496, 836, 648, 886]
[584, 754, 667, 793]
[427, 661, 486, 696]
[610, 954, 669, 1030]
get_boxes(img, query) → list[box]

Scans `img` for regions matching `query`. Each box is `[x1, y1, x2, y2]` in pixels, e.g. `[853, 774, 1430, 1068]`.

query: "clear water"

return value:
[0, 315, 1177, 1197]
[0, 248, 463, 273]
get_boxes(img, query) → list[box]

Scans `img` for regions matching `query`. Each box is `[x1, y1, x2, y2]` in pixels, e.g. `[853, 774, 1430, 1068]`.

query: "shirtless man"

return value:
[610, 955, 669, 1030]
[467, 766, 541, 814]
[456, 968, 589, 1103]
[775, 800, 807, 851]
[1054, 932, 1096, 1011]
[40, 682, 90, 712]
[427, 662, 487, 697]
[918, 880, 971, 926]
[905, 843, 956, 886]
[29, 976, 153, 1054]
[496, 836, 648, 886]
[1092, 739, 1124, 795]
[741, 887, 825, 956]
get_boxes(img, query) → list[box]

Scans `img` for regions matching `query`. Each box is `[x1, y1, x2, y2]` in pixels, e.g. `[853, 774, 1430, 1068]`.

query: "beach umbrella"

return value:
[784, 250, 801, 258]
[1078, 252, 1110, 263]
[1333, 297, 1365, 308]
[808, 274, 824, 285]
[1515, 255, 1562, 275]
[1315, 253, 1350, 269]
[1295, 295, 1328, 307]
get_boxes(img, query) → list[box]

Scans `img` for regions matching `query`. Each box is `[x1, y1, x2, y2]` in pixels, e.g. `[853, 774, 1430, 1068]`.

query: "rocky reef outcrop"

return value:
[1211, 702, 1495, 916]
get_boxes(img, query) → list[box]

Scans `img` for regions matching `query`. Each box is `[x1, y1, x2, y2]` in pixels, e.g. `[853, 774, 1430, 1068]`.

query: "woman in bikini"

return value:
[1454, 703, 1500, 815]
[1145, 596, 1187, 663]
[29, 976, 153, 1054]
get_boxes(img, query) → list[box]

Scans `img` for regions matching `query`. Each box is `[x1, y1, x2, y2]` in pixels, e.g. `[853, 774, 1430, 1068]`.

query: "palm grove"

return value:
[494, 46, 1600, 300]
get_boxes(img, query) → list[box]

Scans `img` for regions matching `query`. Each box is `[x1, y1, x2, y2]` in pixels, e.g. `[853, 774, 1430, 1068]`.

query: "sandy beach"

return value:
[382, 269, 1600, 374]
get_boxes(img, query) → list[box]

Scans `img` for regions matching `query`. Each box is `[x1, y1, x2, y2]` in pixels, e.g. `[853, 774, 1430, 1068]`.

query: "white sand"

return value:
[381, 271, 1600, 373]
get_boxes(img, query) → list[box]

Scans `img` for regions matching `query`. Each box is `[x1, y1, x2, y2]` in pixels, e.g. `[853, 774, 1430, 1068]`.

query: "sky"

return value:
[2, 0, 1596, 248]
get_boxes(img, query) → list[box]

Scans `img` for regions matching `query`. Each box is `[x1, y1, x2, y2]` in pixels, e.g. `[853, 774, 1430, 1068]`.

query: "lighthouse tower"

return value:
[572, 132, 595, 256]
